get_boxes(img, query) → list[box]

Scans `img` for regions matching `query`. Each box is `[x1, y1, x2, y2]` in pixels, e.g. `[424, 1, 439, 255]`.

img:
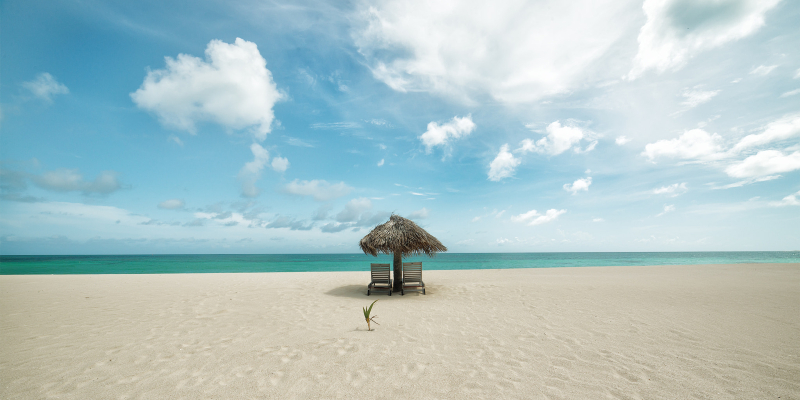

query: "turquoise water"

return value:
[1, 252, 798, 275]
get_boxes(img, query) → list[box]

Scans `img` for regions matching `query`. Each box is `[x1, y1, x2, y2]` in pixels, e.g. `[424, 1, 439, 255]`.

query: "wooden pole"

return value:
[393, 251, 402, 292]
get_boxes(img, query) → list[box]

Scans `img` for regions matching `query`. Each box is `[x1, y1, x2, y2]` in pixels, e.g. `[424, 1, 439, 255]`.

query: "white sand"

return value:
[2, 263, 799, 399]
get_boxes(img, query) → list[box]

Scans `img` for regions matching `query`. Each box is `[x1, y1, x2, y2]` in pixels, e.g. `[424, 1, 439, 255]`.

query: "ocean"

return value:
[1, 252, 798, 275]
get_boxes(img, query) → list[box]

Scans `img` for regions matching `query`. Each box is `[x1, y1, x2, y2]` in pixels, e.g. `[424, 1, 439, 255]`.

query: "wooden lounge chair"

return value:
[401, 262, 425, 295]
[367, 263, 392, 296]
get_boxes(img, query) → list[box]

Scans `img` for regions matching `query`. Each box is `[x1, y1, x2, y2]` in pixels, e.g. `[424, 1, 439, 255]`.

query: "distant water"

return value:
[1, 252, 798, 275]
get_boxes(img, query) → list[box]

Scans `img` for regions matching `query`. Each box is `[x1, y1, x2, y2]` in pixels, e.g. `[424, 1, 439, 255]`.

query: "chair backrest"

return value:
[370, 263, 391, 282]
[402, 262, 422, 282]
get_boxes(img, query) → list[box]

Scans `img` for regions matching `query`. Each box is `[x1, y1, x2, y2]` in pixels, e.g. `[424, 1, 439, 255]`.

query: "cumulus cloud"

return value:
[377, 159, 385, 167]
[750, 64, 777, 76]
[31, 169, 121, 195]
[271, 157, 289, 172]
[238, 143, 270, 198]
[518, 121, 597, 156]
[680, 88, 720, 108]
[643, 114, 800, 181]
[653, 183, 688, 196]
[131, 38, 282, 141]
[353, 0, 639, 103]
[488, 144, 521, 181]
[643, 129, 724, 161]
[284, 179, 352, 201]
[408, 207, 429, 219]
[627, 0, 780, 79]
[511, 209, 566, 226]
[336, 198, 372, 222]
[724, 150, 800, 178]
[265, 216, 313, 231]
[320, 222, 351, 233]
[22, 73, 69, 102]
[419, 115, 476, 154]
[656, 204, 675, 217]
[158, 199, 185, 210]
[616, 136, 631, 145]
[563, 177, 592, 195]
[729, 114, 800, 154]
[769, 190, 800, 207]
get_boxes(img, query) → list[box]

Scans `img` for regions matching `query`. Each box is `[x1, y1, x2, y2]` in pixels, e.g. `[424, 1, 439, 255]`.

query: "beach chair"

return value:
[401, 262, 425, 295]
[367, 263, 392, 296]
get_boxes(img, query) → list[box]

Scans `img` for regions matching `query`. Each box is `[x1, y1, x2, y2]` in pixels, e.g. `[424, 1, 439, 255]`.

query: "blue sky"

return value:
[1, 0, 799, 255]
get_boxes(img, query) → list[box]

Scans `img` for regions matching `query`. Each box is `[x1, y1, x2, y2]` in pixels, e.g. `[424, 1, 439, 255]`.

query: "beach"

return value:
[1, 263, 798, 399]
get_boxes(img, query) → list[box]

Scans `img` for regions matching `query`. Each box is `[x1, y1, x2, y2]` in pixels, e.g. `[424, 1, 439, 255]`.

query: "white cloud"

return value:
[22, 73, 69, 102]
[592, 218, 605, 222]
[271, 157, 289, 172]
[615, 136, 631, 145]
[750, 64, 777, 76]
[377, 159, 385, 167]
[336, 198, 372, 222]
[656, 204, 675, 217]
[511, 209, 566, 226]
[168, 135, 184, 146]
[710, 175, 780, 189]
[158, 199, 185, 210]
[563, 177, 592, 195]
[408, 207, 429, 219]
[724, 150, 800, 178]
[419, 115, 476, 154]
[781, 89, 800, 98]
[729, 114, 800, 154]
[653, 182, 688, 196]
[238, 143, 270, 198]
[680, 88, 720, 108]
[32, 169, 121, 194]
[310, 122, 361, 130]
[769, 190, 800, 207]
[488, 144, 521, 181]
[284, 136, 314, 147]
[131, 38, 282, 141]
[518, 121, 597, 156]
[795, 68, 800, 79]
[627, 0, 780, 79]
[353, 0, 639, 103]
[284, 179, 352, 201]
[643, 129, 724, 161]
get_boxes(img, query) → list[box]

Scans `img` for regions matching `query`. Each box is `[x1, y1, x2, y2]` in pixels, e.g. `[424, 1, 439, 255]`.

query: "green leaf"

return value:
[365, 300, 378, 318]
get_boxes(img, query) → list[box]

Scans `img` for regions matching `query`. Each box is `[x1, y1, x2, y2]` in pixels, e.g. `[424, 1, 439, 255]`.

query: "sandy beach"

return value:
[1, 263, 798, 399]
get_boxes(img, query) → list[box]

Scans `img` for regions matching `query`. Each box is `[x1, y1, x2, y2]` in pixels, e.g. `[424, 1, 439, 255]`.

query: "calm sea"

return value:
[1, 252, 798, 275]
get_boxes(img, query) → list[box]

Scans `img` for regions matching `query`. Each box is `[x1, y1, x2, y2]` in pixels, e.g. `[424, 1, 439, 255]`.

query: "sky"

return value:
[1, 0, 799, 255]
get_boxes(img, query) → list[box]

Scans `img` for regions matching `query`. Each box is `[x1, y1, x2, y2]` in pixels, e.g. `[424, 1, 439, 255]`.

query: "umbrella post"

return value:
[392, 251, 402, 292]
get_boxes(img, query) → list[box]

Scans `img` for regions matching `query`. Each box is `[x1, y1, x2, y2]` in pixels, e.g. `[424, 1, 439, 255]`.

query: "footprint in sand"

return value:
[269, 370, 284, 386]
[402, 363, 426, 379]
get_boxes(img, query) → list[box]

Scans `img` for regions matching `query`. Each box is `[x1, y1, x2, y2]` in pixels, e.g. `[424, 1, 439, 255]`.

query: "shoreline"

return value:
[2, 263, 799, 398]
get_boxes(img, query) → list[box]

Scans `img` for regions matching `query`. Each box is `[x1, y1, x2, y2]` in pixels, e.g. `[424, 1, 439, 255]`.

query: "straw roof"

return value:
[359, 214, 447, 257]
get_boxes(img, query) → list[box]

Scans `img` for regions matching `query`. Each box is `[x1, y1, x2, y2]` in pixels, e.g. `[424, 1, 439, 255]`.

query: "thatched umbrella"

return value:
[359, 214, 447, 292]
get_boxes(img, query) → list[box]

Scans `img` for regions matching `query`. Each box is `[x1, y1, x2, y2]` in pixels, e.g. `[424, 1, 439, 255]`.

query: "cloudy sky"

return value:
[1, 0, 799, 255]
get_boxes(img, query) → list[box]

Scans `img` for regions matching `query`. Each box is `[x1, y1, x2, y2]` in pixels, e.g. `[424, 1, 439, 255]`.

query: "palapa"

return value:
[359, 214, 447, 291]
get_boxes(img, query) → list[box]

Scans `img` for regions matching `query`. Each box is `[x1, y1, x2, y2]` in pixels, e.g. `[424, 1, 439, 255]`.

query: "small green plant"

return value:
[362, 300, 379, 331]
